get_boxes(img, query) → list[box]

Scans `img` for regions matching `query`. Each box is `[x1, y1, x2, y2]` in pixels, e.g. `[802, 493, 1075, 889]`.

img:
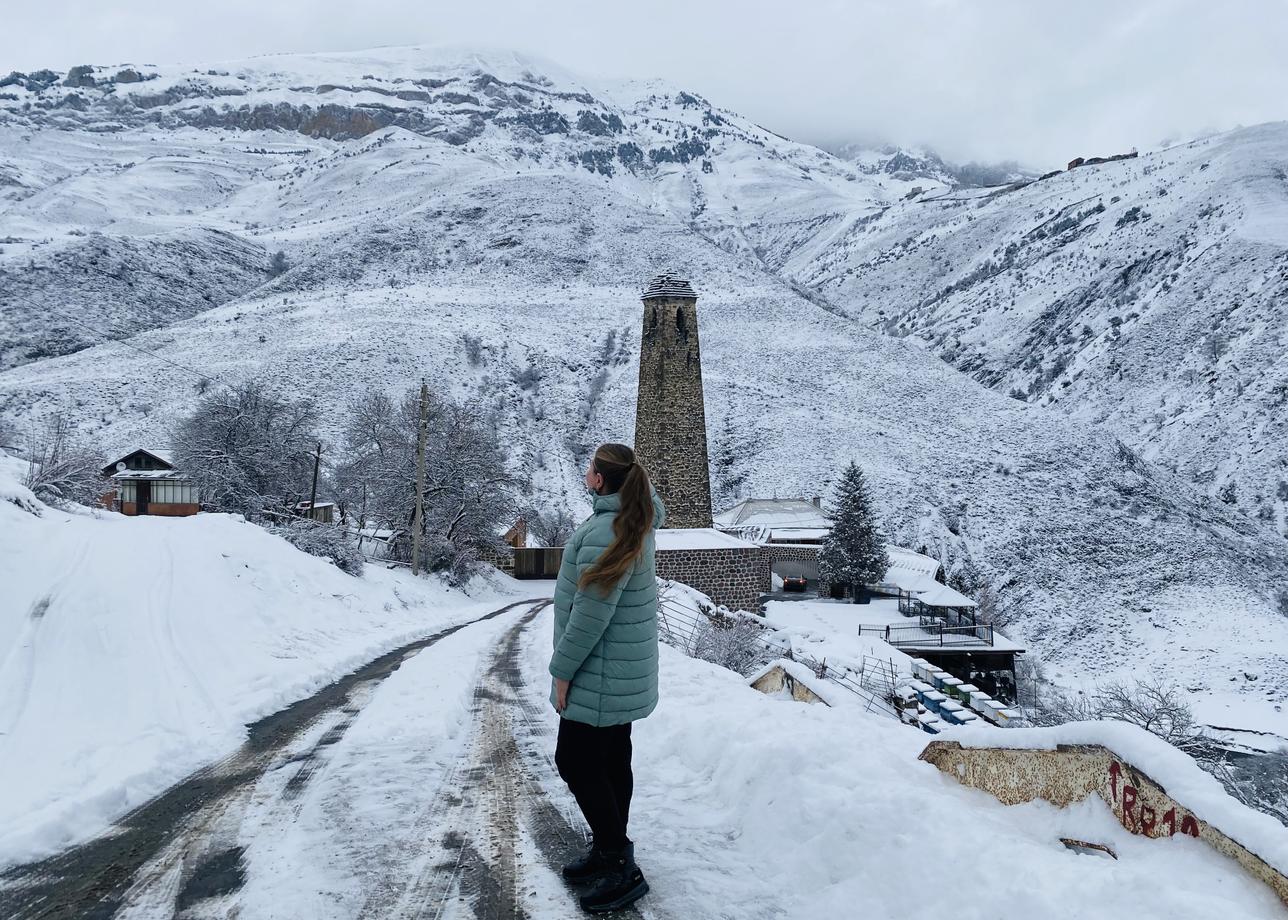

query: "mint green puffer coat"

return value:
[548, 491, 665, 726]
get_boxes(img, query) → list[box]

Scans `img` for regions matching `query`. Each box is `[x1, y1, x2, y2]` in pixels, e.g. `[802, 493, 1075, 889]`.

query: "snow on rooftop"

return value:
[103, 448, 175, 471]
[916, 583, 977, 608]
[714, 497, 829, 529]
[881, 545, 942, 593]
[768, 527, 830, 542]
[641, 273, 696, 300]
[655, 528, 758, 551]
[110, 469, 187, 481]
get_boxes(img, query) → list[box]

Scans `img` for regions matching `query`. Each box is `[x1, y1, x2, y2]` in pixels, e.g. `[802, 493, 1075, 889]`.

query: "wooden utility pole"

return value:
[411, 382, 429, 576]
[307, 442, 322, 518]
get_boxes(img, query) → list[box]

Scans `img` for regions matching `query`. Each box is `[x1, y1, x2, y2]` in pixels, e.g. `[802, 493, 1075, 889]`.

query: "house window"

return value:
[151, 479, 197, 504]
[120, 481, 137, 502]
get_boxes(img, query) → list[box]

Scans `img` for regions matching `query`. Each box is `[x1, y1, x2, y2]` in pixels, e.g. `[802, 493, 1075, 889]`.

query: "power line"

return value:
[5, 280, 224, 385]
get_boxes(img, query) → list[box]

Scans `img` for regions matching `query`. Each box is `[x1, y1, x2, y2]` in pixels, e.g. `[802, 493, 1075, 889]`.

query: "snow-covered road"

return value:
[0, 598, 605, 920]
[3, 591, 1285, 920]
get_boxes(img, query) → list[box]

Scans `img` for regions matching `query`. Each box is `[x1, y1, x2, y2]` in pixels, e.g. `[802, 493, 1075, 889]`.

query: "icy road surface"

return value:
[2, 599, 1284, 919]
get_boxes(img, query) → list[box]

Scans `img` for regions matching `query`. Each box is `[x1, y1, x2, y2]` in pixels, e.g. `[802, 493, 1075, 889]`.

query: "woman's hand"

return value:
[554, 677, 571, 713]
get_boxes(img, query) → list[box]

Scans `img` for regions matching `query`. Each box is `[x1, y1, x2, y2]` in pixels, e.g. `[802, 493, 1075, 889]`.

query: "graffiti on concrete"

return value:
[1109, 760, 1200, 838]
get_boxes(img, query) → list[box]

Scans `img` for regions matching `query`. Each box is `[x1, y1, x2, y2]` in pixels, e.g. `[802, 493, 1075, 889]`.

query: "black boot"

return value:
[579, 844, 648, 914]
[562, 846, 612, 885]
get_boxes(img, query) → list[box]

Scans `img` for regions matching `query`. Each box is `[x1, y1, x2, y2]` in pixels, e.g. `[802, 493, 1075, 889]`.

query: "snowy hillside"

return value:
[2, 46, 1287, 716]
[0, 450, 528, 864]
[737, 124, 1288, 535]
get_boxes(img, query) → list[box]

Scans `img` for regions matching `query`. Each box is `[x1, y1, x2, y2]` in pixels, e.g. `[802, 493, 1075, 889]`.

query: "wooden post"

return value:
[307, 442, 321, 518]
[411, 382, 429, 576]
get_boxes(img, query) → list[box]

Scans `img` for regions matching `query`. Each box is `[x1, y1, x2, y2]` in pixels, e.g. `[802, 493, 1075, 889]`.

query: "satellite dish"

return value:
[116, 461, 126, 472]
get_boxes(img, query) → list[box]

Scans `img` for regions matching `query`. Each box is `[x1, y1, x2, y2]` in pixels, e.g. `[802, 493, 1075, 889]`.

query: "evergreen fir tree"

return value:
[818, 462, 890, 603]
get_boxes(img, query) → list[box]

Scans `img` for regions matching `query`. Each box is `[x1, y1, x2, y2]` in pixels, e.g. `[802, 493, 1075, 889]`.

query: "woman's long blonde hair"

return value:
[579, 443, 654, 593]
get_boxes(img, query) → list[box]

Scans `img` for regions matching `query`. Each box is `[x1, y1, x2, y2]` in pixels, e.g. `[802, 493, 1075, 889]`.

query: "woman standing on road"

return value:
[549, 442, 664, 915]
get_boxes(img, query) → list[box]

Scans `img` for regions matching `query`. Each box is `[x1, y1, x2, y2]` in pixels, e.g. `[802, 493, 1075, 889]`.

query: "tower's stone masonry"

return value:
[634, 275, 713, 529]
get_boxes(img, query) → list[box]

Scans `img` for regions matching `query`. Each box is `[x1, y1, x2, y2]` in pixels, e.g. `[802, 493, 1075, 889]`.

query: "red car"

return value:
[783, 574, 808, 592]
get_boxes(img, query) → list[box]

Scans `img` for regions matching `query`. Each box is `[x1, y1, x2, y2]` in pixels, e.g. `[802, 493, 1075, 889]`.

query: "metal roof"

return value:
[111, 469, 188, 481]
[714, 497, 829, 528]
[102, 447, 175, 474]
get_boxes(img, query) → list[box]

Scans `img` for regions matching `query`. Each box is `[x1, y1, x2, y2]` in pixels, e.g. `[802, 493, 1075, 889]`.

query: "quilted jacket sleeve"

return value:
[548, 542, 631, 681]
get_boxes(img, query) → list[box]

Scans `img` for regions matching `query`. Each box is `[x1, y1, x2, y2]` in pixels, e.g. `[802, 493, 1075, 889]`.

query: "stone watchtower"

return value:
[634, 274, 713, 528]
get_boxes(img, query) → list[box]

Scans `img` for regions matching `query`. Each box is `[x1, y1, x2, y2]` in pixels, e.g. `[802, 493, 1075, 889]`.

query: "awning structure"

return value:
[915, 583, 978, 608]
[111, 469, 188, 480]
[881, 545, 943, 594]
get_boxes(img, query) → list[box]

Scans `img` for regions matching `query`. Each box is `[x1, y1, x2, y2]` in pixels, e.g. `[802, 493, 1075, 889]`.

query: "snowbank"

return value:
[947, 720, 1288, 878]
[745, 657, 855, 708]
[0, 455, 534, 867]
[520, 622, 1287, 918]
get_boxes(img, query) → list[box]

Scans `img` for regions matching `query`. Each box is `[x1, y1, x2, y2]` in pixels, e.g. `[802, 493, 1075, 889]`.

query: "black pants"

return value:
[555, 718, 633, 851]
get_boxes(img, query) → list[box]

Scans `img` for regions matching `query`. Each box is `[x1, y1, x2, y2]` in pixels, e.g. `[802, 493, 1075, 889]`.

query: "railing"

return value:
[658, 588, 902, 720]
[859, 623, 994, 648]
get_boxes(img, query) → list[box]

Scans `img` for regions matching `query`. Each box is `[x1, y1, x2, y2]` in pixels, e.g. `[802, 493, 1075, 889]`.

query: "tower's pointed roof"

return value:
[641, 274, 697, 300]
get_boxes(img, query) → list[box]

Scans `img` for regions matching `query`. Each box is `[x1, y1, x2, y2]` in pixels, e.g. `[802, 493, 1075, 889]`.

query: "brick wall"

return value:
[120, 502, 200, 517]
[656, 546, 769, 612]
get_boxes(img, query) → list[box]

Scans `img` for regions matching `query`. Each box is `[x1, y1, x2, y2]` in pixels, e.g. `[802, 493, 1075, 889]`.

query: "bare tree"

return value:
[23, 414, 105, 507]
[528, 506, 578, 547]
[333, 385, 517, 582]
[1032, 675, 1207, 754]
[172, 380, 321, 517]
[1091, 678, 1208, 753]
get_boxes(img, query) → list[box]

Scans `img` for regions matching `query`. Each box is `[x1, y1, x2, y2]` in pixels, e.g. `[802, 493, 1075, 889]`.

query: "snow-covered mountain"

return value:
[1, 47, 1286, 720]
[734, 124, 1288, 537]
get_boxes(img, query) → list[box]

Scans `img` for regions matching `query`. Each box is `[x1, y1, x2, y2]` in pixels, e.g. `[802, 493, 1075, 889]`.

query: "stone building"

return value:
[654, 529, 768, 612]
[634, 274, 713, 529]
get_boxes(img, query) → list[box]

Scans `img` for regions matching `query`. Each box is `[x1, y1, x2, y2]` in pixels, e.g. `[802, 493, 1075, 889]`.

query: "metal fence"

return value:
[859, 622, 994, 648]
[658, 589, 903, 720]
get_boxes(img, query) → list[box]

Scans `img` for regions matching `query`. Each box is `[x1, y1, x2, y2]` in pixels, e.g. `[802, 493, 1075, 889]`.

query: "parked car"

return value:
[783, 573, 808, 592]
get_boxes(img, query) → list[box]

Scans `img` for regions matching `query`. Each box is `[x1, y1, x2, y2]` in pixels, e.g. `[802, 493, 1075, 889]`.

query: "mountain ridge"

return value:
[1, 45, 1285, 719]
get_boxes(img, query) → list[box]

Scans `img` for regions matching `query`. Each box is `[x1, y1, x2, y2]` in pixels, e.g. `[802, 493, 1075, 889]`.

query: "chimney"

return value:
[811, 496, 822, 508]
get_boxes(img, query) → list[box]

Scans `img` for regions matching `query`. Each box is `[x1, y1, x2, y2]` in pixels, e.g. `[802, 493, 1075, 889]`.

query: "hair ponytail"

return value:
[579, 443, 654, 593]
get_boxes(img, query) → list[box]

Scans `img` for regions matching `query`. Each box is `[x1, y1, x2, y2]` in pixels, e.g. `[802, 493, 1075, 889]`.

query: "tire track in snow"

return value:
[363, 603, 655, 920]
[0, 534, 94, 739]
[0, 597, 549, 920]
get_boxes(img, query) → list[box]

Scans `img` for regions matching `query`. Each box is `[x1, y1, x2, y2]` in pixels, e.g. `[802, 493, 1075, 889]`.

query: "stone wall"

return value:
[656, 546, 769, 612]
[749, 664, 829, 705]
[634, 292, 713, 529]
[920, 740, 1288, 907]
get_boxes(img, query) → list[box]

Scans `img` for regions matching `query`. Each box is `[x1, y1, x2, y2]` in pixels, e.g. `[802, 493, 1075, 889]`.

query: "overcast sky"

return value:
[4, 0, 1286, 167]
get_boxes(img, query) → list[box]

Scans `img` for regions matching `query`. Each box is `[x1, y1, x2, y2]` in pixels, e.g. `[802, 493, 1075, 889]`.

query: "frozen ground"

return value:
[0, 452, 532, 867]
[4, 598, 1285, 918]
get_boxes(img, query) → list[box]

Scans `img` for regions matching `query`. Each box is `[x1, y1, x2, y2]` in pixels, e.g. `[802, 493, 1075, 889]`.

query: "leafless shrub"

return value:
[692, 615, 768, 675]
[267, 250, 289, 277]
[1091, 678, 1207, 754]
[528, 506, 578, 547]
[269, 519, 365, 577]
[22, 414, 105, 507]
[511, 364, 542, 392]
[461, 333, 485, 366]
